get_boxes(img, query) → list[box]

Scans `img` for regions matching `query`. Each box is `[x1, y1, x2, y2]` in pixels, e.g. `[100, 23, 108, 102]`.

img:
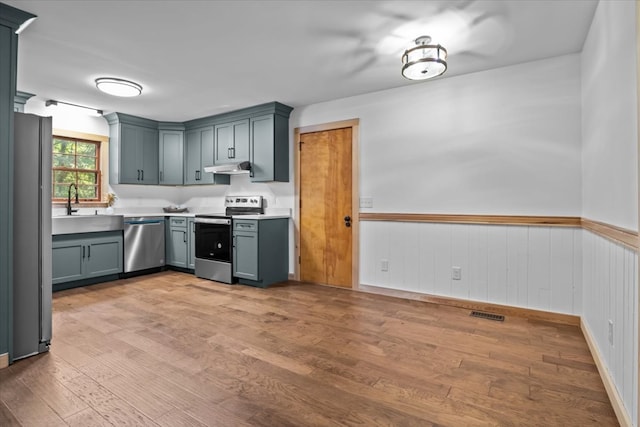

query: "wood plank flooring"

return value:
[0, 271, 618, 426]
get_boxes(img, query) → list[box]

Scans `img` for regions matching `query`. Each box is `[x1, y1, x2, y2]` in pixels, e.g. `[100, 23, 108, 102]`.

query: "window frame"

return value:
[51, 129, 110, 208]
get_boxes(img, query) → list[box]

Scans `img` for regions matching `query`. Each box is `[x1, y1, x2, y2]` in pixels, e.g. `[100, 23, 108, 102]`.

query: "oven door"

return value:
[195, 218, 232, 262]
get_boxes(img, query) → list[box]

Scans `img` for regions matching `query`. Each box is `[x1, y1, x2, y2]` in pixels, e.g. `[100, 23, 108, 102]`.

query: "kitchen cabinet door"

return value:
[250, 114, 288, 182]
[233, 230, 258, 280]
[233, 218, 288, 288]
[84, 235, 123, 278]
[140, 127, 159, 184]
[111, 120, 159, 185]
[215, 119, 249, 164]
[52, 239, 85, 284]
[52, 232, 123, 284]
[119, 124, 142, 184]
[184, 126, 215, 185]
[188, 218, 196, 269]
[167, 227, 188, 268]
[159, 130, 183, 185]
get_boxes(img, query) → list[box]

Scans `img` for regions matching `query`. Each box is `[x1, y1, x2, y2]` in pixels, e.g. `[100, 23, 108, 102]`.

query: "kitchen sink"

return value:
[52, 215, 124, 235]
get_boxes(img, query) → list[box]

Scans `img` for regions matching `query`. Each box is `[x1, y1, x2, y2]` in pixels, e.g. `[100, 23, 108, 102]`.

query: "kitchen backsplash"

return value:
[54, 173, 294, 215]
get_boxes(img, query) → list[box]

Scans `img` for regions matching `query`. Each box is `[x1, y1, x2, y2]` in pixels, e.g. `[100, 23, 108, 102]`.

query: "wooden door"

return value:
[300, 127, 352, 287]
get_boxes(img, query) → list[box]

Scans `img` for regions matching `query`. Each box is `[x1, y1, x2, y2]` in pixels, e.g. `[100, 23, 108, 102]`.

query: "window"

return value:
[52, 136, 101, 202]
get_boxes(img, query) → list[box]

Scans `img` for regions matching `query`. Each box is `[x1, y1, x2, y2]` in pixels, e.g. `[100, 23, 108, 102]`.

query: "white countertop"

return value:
[121, 209, 291, 220]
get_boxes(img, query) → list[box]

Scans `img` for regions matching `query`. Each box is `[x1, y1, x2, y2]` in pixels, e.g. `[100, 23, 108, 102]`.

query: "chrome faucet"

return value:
[67, 183, 79, 215]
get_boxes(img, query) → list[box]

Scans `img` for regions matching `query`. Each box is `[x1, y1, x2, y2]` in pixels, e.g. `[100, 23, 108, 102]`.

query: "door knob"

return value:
[344, 215, 351, 228]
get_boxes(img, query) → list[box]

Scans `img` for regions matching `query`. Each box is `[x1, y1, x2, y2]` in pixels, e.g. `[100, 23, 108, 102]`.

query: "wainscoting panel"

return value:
[582, 229, 638, 425]
[360, 221, 582, 315]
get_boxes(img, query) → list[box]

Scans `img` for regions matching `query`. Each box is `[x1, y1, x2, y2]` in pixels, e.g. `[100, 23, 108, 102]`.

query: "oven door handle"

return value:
[194, 218, 231, 225]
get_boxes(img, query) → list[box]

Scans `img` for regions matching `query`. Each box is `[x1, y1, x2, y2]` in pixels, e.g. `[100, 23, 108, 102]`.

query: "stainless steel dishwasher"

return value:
[123, 216, 166, 273]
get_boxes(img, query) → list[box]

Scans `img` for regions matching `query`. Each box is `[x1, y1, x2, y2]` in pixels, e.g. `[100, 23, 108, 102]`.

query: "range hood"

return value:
[204, 161, 251, 175]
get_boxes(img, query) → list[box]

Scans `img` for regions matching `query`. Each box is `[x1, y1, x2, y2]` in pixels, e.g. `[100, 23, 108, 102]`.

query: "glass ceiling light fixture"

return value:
[401, 35, 447, 80]
[95, 77, 142, 97]
[45, 100, 103, 117]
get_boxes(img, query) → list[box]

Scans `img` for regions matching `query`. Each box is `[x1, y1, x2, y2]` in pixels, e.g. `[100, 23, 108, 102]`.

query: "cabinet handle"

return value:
[141, 170, 144, 181]
[137, 169, 140, 180]
[82, 245, 85, 259]
[195, 170, 200, 181]
[88, 245, 91, 258]
[183, 231, 187, 243]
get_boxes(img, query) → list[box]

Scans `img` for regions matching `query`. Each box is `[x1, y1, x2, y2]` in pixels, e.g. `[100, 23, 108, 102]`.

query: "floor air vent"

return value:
[470, 311, 505, 322]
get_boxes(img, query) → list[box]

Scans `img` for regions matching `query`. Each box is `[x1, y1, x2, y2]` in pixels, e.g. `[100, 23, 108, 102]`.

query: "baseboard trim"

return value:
[0, 353, 8, 369]
[358, 284, 580, 326]
[580, 319, 632, 427]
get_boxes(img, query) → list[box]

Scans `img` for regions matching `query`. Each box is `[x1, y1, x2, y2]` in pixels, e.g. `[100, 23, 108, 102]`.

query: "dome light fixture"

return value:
[95, 77, 142, 97]
[401, 35, 447, 80]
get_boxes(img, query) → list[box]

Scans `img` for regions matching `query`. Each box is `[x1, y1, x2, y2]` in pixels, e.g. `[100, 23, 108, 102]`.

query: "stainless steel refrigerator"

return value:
[12, 112, 52, 361]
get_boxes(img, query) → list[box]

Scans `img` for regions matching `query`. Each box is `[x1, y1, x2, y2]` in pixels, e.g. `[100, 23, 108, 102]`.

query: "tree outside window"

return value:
[52, 136, 101, 201]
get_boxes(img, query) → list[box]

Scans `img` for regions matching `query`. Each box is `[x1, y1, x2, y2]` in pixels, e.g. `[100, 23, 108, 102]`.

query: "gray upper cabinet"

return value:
[159, 126, 184, 185]
[214, 119, 249, 164]
[184, 126, 215, 185]
[106, 113, 159, 185]
[107, 102, 292, 187]
[250, 104, 292, 182]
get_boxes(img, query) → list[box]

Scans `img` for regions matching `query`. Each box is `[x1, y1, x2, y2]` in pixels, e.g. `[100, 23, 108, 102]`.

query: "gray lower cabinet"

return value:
[233, 218, 288, 287]
[166, 217, 188, 268]
[188, 218, 196, 269]
[159, 128, 184, 185]
[52, 231, 123, 285]
[166, 216, 196, 270]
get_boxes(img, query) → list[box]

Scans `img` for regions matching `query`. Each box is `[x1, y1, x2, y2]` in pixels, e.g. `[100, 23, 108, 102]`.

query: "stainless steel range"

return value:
[194, 195, 264, 283]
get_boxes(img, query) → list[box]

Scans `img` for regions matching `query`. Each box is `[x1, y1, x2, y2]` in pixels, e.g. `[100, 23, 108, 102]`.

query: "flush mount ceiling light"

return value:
[45, 100, 103, 117]
[401, 35, 447, 80]
[95, 77, 142, 97]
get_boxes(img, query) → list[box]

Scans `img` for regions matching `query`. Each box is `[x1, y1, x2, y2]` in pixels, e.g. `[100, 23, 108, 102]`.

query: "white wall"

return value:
[582, 230, 638, 425]
[292, 54, 583, 216]
[580, 1, 638, 425]
[25, 97, 109, 136]
[361, 222, 582, 315]
[581, 0, 638, 231]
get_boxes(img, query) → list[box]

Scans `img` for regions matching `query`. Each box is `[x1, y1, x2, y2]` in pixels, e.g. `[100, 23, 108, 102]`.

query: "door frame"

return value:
[293, 119, 360, 289]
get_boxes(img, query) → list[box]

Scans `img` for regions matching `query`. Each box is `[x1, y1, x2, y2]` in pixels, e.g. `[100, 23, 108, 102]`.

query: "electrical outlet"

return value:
[608, 320, 614, 345]
[380, 259, 389, 272]
[452, 266, 462, 280]
[360, 197, 373, 208]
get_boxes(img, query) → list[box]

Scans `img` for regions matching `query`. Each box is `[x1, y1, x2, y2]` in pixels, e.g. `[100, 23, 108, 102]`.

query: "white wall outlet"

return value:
[380, 259, 389, 272]
[360, 197, 373, 208]
[452, 266, 462, 280]
[608, 320, 614, 345]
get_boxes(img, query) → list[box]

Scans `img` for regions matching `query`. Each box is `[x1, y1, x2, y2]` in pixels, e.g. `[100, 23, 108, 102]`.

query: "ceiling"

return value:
[6, 0, 598, 122]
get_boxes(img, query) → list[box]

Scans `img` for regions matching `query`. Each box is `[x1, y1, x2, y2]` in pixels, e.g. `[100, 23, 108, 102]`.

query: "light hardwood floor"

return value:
[0, 271, 618, 426]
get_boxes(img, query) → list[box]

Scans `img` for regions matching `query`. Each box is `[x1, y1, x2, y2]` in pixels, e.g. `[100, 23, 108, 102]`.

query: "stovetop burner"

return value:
[196, 195, 264, 218]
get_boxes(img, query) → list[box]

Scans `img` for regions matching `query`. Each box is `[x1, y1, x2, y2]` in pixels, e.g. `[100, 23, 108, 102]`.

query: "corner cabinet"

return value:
[159, 124, 184, 185]
[105, 113, 159, 185]
[233, 218, 288, 288]
[52, 231, 123, 286]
